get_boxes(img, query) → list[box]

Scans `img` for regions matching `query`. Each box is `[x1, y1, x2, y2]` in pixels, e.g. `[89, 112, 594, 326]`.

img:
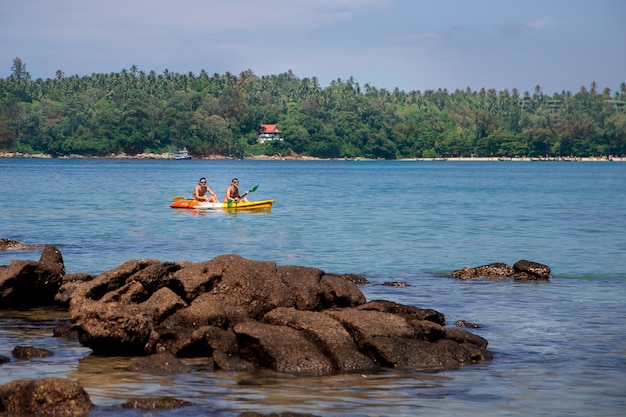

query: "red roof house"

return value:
[258, 124, 283, 143]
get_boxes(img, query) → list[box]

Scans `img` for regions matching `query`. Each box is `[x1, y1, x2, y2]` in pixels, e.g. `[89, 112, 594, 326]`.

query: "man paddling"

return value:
[224, 178, 249, 203]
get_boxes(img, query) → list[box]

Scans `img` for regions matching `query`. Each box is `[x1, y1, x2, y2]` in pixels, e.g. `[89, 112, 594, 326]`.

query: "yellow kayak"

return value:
[170, 199, 275, 210]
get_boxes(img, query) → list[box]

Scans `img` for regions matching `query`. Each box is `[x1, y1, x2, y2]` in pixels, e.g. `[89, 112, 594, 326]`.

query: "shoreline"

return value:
[0, 152, 623, 162]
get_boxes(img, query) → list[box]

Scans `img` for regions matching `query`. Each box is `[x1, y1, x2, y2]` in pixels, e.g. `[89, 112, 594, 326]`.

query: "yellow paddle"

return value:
[171, 196, 187, 201]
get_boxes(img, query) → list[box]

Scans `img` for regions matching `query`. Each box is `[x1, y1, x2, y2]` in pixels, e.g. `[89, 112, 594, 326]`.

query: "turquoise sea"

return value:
[1, 158, 625, 416]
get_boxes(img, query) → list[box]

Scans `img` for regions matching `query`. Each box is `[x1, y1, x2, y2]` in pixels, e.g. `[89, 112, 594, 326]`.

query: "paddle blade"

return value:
[249, 185, 259, 193]
[227, 199, 234, 208]
[171, 196, 186, 201]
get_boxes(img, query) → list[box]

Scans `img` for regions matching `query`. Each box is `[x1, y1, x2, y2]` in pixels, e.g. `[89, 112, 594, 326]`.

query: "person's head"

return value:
[199, 177, 207, 185]
[231, 178, 239, 185]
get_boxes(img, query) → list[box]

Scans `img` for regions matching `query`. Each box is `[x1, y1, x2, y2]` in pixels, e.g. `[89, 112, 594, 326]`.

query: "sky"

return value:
[1, 0, 624, 95]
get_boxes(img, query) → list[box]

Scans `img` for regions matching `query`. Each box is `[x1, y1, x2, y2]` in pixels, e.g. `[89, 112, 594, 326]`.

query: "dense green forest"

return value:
[1, 57, 625, 159]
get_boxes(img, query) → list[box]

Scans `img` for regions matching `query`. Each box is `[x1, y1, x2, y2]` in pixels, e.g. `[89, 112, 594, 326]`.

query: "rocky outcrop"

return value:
[450, 260, 550, 280]
[512, 260, 552, 280]
[456, 320, 481, 329]
[12, 345, 54, 359]
[239, 413, 320, 417]
[0, 247, 495, 376]
[0, 377, 93, 416]
[0, 238, 46, 251]
[127, 352, 189, 375]
[121, 397, 192, 409]
[0, 245, 65, 307]
[63, 254, 492, 375]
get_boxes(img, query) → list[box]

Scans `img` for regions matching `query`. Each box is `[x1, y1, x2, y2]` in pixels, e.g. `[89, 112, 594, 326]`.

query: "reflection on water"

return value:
[75, 358, 456, 415]
[171, 208, 273, 217]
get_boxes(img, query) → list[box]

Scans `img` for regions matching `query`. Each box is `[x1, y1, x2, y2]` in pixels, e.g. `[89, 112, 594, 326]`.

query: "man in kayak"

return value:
[224, 178, 249, 203]
[193, 178, 219, 202]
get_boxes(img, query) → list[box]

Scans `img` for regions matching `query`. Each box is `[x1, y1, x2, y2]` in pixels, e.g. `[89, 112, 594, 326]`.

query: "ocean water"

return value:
[1, 158, 625, 416]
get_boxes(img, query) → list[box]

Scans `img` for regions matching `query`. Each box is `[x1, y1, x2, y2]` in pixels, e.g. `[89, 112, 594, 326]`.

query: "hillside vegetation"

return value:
[1, 58, 625, 159]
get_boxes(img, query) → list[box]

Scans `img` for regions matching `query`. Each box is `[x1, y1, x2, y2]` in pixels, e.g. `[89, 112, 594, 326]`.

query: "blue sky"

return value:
[1, 0, 624, 94]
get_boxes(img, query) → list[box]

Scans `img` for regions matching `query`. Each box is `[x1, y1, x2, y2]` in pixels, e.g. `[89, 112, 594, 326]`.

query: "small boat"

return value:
[170, 199, 275, 210]
[167, 148, 191, 160]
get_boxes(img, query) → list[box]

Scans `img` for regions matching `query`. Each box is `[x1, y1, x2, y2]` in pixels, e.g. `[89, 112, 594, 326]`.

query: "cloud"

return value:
[528, 17, 554, 30]
[1, 1, 623, 93]
[500, 16, 554, 35]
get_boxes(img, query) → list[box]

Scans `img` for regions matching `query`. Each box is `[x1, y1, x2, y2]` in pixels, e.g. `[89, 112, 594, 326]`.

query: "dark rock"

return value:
[69, 259, 164, 303]
[121, 397, 192, 409]
[235, 320, 335, 375]
[238, 413, 320, 417]
[408, 319, 447, 342]
[319, 273, 366, 308]
[71, 301, 158, 355]
[513, 260, 551, 280]
[12, 345, 54, 359]
[55, 272, 95, 307]
[262, 307, 377, 372]
[0, 238, 45, 251]
[356, 300, 446, 326]
[158, 323, 237, 360]
[450, 260, 551, 281]
[0, 245, 65, 307]
[330, 273, 369, 284]
[0, 377, 93, 416]
[64, 254, 492, 375]
[444, 327, 489, 349]
[0, 355, 9, 364]
[383, 281, 410, 287]
[160, 292, 249, 334]
[212, 350, 255, 372]
[455, 320, 481, 328]
[127, 352, 188, 375]
[53, 323, 80, 340]
[450, 262, 514, 279]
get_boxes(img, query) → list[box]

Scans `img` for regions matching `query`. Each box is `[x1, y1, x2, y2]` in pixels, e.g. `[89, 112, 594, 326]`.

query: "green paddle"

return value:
[228, 184, 259, 208]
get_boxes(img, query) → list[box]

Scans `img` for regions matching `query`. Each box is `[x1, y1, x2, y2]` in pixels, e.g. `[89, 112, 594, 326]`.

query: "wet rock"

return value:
[0, 245, 65, 307]
[0, 377, 93, 416]
[383, 281, 410, 287]
[455, 320, 481, 328]
[513, 260, 551, 280]
[450, 262, 514, 279]
[12, 345, 54, 359]
[121, 397, 192, 409]
[0, 238, 45, 251]
[55, 272, 95, 307]
[319, 272, 366, 308]
[127, 352, 189, 375]
[159, 322, 237, 362]
[212, 350, 254, 372]
[235, 320, 335, 375]
[71, 301, 158, 356]
[238, 413, 320, 417]
[262, 307, 378, 372]
[65, 254, 493, 375]
[450, 260, 550, 280]
[331, 273, 369, 284]
[0, 355, 9, 364]
[356, 299, 446, 326]
[53, 323, 80, 340]
[444, 327, 489, 349]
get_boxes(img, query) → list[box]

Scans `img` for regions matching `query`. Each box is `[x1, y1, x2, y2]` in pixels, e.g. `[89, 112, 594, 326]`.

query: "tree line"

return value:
[1, 57, 625, 159]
